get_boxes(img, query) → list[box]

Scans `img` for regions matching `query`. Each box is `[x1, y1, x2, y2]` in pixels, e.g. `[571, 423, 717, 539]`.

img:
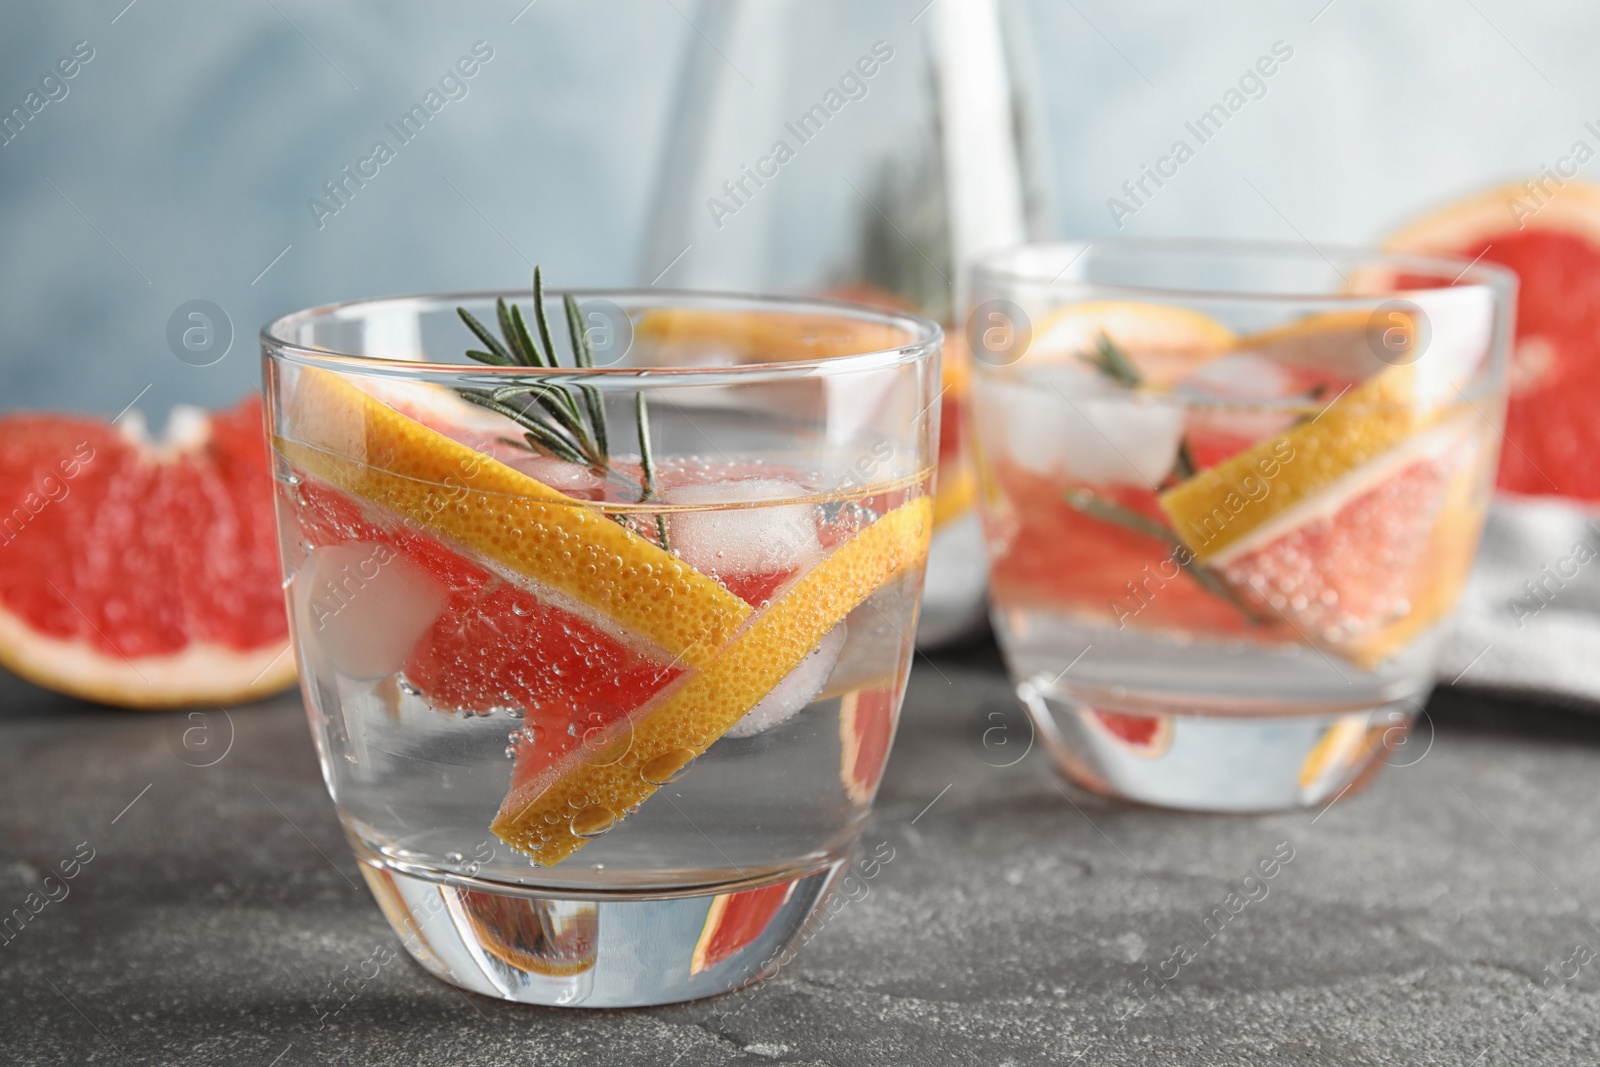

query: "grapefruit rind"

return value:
[1382, 179, 1600, 258]
[0, 606, 293, 708]
[1159, 364, 1427, 563]
[278, 367, 751, 667]
[634, 308, 914, 364]
[490, 497, 932, 867]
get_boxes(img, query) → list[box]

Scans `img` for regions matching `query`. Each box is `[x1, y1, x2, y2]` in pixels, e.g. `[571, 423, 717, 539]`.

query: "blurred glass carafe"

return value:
[640, 0, 1050, 647]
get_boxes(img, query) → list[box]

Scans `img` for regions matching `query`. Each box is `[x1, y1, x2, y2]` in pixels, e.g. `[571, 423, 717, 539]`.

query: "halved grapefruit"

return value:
[0, 398, 294, 707]
[1384, 178, 1600, 499]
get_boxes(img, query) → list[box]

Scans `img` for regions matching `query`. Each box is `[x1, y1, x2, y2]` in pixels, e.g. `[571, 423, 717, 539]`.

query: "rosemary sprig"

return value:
[455, 267, 668, 548]
[1062, 488, 1267, 626]
[634, 392, 669, 548]
[1080, 332, 1202, 485]
[1083, 333, 1143, 388]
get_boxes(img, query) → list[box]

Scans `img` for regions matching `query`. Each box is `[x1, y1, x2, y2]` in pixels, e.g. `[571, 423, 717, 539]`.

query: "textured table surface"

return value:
[2, 642, 1598, 1067]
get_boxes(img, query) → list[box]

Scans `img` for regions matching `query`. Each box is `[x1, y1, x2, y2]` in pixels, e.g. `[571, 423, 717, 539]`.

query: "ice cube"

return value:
[1177, 352, 1298, 401]
[724, 622, 847, 738]
[1176, 352, 1303, 445]
[667, 478, 824, 577]
[974, 364, 1186, 488]
[291, 543, 448, 681]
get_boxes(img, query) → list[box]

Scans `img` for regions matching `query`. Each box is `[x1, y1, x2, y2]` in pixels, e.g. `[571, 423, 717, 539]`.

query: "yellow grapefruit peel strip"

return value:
[490, 496, 932, 867]
[277, 367, 750, 667]
[1159, 364, 1430, 563]
[634, 308, 913, 363]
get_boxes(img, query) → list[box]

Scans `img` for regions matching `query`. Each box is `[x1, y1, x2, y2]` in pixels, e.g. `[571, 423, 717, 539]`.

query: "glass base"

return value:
[353, 850, 844, 1007]
[1018, 677, 1416, 812]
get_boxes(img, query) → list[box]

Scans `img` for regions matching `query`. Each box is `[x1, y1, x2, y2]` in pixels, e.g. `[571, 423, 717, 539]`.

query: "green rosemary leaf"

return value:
[634, 392, 668, 549]
[532, 267, 561, 369]
[490, 382, 565, 421]
[635, 392, 658, 499]
[580, 384, 607, 460]
[492, 381, 589, 446]
[521, 423, 587, 466]
[1085, 333, 1143, 388]
[1062, 487, 1267, 626]
[1175, 554, 1266, 624]
[459, 389, 587, 459]
[1063, 488, 1178, 544]
[455, 268, 653, 502]
[507, 302, 549, 369]
[1171, 440, 1199, 483]
[458, 308, 515, 366]
[564, 294, 594, 369]
[495, 299, 532, 367]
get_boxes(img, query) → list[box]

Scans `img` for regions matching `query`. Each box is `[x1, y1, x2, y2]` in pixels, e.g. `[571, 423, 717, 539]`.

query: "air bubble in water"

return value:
[640, 747, 696, 785]
[570, 806, 616, 838]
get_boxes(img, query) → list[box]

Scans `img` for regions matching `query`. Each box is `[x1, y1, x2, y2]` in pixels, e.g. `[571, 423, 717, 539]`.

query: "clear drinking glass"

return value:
[262, 289, 939, 1006]
[966, 241, 1514, 811]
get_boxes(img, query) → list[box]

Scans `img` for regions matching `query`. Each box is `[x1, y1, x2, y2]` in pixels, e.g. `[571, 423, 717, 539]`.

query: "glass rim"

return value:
[969, 237, 1518, 304]
[261, 287, 944, 383]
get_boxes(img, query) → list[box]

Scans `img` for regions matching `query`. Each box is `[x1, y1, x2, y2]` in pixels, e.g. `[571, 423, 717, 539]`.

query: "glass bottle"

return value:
[639, 0, 1050, 646]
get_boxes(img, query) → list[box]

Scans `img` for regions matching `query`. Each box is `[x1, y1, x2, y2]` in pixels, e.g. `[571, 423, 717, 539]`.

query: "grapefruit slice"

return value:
[1384, 179, 1600, 499]
[491, 496, 931, 866]
[690, 881, 795, 974]
[278, 367, 751, 668]
[1084, 708, 1172, 758]
[634, 307, 914, 363]
[1159, 363, 1428, 563]
[1160, 333, 1490, 667]
[1026, 300, 1236, 385]
[839, 686, 899, 804]
[0, 398, 293, 707]
[288, 479, 687, 756]
[1217, 425, 1472, 667]
[450, 889, 597, 977]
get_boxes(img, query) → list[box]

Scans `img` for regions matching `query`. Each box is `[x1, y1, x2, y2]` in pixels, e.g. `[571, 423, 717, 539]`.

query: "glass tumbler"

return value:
[966, 240, 1513, 811]
[262, 288, 939, 1006]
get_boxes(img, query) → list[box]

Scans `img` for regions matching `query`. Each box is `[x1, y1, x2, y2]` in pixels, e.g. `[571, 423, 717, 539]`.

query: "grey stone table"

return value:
[2, 642, 1598, 1066]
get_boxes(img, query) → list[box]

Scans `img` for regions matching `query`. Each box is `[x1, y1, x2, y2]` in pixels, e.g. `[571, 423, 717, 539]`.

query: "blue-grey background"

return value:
[0, 0, 1588, 422]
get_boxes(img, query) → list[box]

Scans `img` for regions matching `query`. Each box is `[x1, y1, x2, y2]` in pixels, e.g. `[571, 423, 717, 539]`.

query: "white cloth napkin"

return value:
[1436, 496, 1600, 707]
